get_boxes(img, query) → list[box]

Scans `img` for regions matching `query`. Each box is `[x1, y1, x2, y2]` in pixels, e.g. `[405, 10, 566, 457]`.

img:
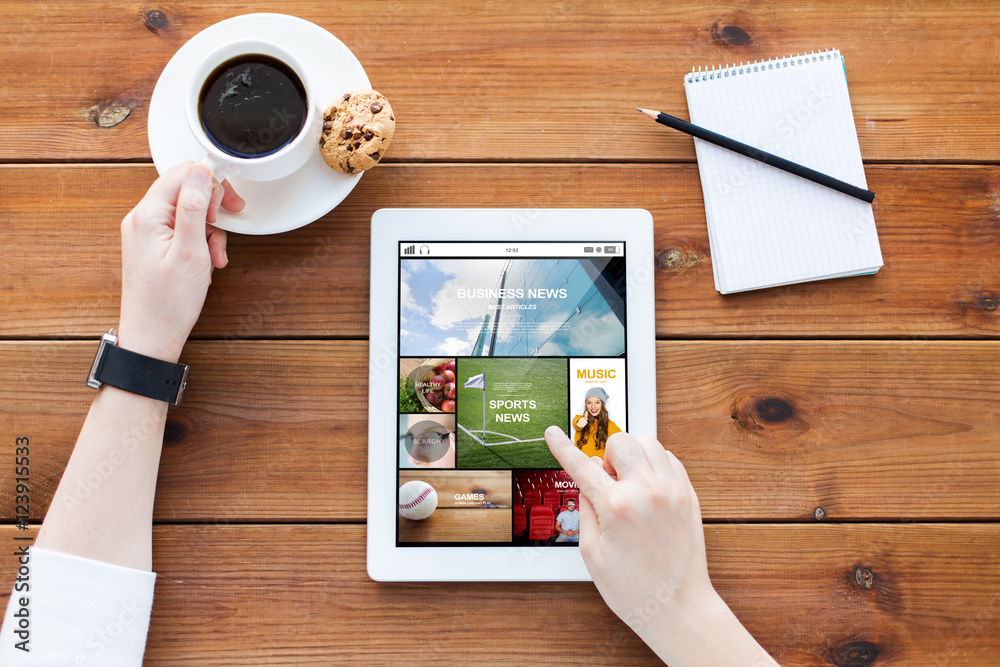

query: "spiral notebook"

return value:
[684, 50, 883, 294]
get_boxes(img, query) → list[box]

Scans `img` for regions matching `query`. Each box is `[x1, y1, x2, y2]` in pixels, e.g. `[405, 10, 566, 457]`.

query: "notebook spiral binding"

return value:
[684, 49, 841, 84]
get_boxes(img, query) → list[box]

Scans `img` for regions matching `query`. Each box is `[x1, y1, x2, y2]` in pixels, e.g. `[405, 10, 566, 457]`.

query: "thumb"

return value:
[173, 164, 213, 251]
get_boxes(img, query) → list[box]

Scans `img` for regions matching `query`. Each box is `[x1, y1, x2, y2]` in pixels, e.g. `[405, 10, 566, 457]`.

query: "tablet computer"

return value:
[367, 209, 656, 581]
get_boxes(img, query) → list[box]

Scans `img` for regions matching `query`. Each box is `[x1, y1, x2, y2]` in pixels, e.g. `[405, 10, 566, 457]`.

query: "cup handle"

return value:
[200, 154, 232, 183]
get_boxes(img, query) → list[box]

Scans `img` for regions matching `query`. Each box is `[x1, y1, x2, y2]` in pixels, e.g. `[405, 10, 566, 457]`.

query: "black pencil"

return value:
[637, 108, 875, 203]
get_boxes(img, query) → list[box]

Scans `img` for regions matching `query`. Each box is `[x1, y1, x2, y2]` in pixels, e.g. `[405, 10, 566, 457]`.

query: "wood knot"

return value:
[829, 640, 879, 667]
[658, 248, 686, 271]
[143, 9, 171, 33]
[163, 415, 190, 447]
[656, 246, 705, 273]
[711, 22, 753, 47]
[854, 567, 874, 590]
[88, 99, 134, 128]
[731, 395, 797, 434]
[754, 397, 793, 423]
[814, 507, 826, 521]
[979, 291, 999, 312]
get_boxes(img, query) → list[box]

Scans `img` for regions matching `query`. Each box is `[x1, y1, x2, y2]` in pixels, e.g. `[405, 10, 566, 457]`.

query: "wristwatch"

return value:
[87, 329, 189, 405]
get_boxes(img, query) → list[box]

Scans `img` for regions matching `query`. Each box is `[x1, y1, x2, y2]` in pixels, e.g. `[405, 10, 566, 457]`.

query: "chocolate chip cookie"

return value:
[319, 89, 395, 174]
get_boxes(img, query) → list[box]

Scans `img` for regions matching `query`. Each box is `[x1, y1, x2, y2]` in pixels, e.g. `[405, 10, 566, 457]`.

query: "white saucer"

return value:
[148, 13, 371, 235]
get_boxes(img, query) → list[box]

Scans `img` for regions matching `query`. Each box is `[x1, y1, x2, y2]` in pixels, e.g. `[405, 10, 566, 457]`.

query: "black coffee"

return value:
[198, 55, 307, 158]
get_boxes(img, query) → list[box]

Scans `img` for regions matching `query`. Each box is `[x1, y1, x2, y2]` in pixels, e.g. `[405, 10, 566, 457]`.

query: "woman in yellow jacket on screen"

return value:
[572, 387, 621, 458]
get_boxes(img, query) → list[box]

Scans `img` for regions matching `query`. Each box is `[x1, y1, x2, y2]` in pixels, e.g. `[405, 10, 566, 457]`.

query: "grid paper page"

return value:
[684, 51, 883, 294]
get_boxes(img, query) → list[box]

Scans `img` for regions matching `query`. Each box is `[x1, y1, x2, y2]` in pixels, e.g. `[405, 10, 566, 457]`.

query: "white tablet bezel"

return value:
[367, 208, 656, 581]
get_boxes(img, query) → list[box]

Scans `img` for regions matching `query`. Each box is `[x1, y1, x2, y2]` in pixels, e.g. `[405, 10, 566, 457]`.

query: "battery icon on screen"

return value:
[604, 245, 620, 254]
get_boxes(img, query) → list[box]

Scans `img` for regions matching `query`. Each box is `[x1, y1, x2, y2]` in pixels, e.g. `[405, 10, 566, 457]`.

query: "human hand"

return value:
[576, 415, 589, 429]
[545, 427, 712, 622]
[118, 162, 245, 362]
[544, 427, 775, 666]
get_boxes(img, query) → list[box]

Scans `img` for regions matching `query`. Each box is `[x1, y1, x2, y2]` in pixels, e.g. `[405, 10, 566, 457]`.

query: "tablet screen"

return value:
[396, 241, 628, 547]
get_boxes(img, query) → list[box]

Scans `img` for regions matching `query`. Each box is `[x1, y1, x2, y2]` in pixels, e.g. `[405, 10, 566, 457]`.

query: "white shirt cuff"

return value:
[0, 546, 155, 667]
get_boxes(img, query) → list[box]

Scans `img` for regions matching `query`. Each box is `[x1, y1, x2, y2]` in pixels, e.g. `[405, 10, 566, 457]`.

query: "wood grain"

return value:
[3, 2, 996, 662]
[1, 523, 997, 665]
[398, 508, 512, 542]
[0, 1, 997, 162]
[1, 340, 996, 522]
[0, 341, 369, 522]
[2, 165, 998, 339]
[660, 340, 1000, 521]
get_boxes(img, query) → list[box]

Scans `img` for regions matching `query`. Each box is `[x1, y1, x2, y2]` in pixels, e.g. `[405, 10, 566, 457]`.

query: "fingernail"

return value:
[189, 166, 210, 185]
[224, 249, 229, 264]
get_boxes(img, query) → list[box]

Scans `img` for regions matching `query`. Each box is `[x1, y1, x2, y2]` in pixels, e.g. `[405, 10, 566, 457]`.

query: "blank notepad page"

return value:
[684, 50, 883, 294]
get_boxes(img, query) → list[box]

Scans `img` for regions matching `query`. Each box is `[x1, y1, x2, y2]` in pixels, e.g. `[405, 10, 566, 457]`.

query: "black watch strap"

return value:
[88, 331, 189, 405]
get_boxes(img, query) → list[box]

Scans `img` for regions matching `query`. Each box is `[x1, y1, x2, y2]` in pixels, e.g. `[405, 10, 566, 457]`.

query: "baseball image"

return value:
[398, 480, 438, 520]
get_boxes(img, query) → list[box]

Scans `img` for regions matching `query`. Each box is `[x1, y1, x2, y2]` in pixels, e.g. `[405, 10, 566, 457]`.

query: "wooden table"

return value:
[2, 1, 998, 664]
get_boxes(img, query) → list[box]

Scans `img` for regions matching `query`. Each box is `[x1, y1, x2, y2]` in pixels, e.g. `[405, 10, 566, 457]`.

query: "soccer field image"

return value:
[456, 358, 567, 469]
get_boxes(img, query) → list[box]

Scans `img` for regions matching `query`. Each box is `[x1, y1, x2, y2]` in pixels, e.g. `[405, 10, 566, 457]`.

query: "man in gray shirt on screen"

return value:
[555, 498, 580, 543]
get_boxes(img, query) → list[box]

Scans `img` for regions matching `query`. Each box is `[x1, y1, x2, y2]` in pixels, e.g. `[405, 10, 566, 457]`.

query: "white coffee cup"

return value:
[185, 39, 321, 182]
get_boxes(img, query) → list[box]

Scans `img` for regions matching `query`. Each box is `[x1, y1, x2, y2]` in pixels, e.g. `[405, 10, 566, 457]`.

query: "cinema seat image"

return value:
[528, 504, 555, 541]
[514, 505, 527, 536]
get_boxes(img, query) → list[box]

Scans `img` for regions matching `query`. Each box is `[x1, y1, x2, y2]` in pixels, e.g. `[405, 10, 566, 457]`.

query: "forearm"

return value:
[641, 590, 778, 667]
[31, 163, 228, 576]
[35, 383, 167, 571]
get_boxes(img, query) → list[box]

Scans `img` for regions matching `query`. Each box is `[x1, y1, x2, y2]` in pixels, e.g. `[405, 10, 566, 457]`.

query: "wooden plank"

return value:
[0, 524, 997, 665]
[660, 340, 1000, 521]
[2, 165, 998, 339]
[0, 341, 370, 522]
[1, 340, 996, 522]
[0, 1, 997, 162]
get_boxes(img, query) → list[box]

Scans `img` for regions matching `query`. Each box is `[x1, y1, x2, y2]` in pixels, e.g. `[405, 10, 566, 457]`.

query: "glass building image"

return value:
[470, 257, 626, 357]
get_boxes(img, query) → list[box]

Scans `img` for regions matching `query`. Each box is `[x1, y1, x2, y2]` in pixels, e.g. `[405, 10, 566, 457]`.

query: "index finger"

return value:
[544, 426, 612, 504]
